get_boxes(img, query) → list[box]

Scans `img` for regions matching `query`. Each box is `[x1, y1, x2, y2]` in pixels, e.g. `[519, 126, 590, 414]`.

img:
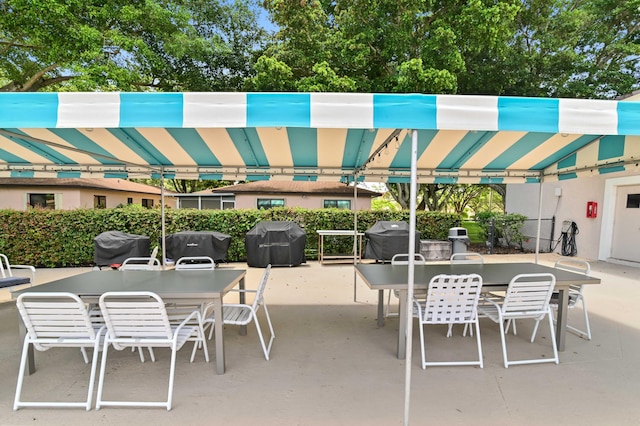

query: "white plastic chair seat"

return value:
[14, 292, 105, 411]
[96, 291, 208, 411]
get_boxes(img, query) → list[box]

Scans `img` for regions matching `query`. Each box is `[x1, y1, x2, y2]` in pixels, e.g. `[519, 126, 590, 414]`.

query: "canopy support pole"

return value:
[403, 129, 418, 426]
[160, 168, 167, 269]
[534, 179, 544, 264]
[353, 175, 360, 302]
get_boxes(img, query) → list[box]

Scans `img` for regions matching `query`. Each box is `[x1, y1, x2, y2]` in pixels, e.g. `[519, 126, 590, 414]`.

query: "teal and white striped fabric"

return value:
[1, 92, 639, 182]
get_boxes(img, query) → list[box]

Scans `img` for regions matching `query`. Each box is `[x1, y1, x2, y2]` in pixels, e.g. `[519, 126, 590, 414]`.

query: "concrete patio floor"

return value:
[1, 253, 639, 425]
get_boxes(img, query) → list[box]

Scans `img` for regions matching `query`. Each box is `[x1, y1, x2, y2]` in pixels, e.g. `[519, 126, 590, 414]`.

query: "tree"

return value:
[1, 0, 266, 92]
[251, 0, 520, 92]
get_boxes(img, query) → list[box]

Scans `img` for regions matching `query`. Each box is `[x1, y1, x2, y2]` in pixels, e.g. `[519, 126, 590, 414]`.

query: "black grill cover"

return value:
[164, 231, 231, 262]
[93, 231, 151, 266]
[364, 221, 421, 261]
[245, 221, 306, 267]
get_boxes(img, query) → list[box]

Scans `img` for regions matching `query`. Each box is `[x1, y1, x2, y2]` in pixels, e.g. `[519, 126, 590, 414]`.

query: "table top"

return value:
[317, 230, 364, 236]
[355, 262, 601, 290]
[12, 269, 246, 300]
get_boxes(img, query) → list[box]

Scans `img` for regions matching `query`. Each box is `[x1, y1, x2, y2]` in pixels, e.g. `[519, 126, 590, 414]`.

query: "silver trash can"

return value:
[448, 227, 470, 255]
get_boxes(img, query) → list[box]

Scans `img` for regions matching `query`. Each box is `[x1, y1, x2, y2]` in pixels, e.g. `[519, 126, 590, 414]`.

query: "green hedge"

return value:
[0, 207, 460, 267]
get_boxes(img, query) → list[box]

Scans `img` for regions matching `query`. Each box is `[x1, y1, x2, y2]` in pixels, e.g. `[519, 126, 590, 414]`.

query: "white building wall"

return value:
[506, 169, 639, 261]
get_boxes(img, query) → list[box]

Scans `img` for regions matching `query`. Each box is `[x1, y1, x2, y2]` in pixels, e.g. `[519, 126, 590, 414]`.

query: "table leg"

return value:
[397, 289, 407, 360]
[555, 288, 568, 352]
[213, 297, 225, 374]
[377, 289, 384, 327]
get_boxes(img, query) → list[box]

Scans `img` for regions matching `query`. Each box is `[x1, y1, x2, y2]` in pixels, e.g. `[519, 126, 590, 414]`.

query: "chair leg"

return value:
[419, 323, 427, 369]
[474, 321, 483, 369]
[530, 319, 542, 343]
[13, 337, 31, 411]
[253, 305, 275, 360]
[262, 304, 276, 356]
[86, 339, 101, 411]
[499, 320, 509, 368]
[95, 337, 110, 410]
[566, 300, 592, 340]
[547, 310, 560, 364]
[14, 337, 99, 411]
[166, 346, 177, 411]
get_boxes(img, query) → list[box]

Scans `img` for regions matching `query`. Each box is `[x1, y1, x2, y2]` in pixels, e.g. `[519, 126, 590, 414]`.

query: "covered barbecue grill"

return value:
[93, 231, 151, 267]
[245, 221, 306, 267]
[164, 231, 232, 263]
[363, 221, 420, 262]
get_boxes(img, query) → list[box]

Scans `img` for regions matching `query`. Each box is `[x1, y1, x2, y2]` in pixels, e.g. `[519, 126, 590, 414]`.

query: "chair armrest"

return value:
[479, 295, 501, 308]
[228, 288, 257, 294]
[175, 310, 202, 333]
[7, 264, 36, 286]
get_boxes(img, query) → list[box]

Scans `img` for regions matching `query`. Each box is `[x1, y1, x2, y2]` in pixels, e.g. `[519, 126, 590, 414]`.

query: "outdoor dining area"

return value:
[1, 251, 640, 425]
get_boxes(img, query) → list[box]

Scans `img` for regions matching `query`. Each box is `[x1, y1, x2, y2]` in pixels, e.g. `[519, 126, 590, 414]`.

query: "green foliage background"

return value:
[0, 207, 460, 267]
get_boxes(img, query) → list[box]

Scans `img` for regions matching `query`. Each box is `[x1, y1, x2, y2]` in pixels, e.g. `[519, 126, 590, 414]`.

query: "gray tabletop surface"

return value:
[12, 269, 246, 299]
[356, 262, 601, 289]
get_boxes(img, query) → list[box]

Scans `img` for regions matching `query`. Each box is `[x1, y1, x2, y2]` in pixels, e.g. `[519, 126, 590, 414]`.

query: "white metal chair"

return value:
[175, 256, 216, 270]
[414, 274, 484, 369]
[95, 291, 209, 410]
[169, 256, 217, 324]
[119, 253, 161, 271]
[14, 292, 105, 411]
[203, 265, 275, 360]
[551, 258, 592, 340]
[0, 253, 36, 291]
[477, 273, 559, 368]
[450, 252, 484, 264]
[385, 253, 427, 318]
[450, 252, 484, 335]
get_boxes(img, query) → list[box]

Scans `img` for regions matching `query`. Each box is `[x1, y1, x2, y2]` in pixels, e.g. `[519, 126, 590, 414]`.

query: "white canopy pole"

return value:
[403, 129, 418, 426]
[353, 175, 359, 302]
[160, 168, 167, 269]
[534, 180, 544, 264]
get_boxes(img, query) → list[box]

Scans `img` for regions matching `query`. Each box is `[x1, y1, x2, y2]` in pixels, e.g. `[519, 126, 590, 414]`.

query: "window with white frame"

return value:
[257, 198, 285, 209]
[28, 193, 55, 209]
[323, 199, 351, 209]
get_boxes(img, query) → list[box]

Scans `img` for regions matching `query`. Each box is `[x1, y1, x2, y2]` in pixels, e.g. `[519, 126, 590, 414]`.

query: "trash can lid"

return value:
[448, 227, 468, 237]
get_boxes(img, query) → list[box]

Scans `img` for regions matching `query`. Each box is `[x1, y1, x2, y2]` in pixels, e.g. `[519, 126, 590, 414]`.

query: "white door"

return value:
[611, 185, 640, 263]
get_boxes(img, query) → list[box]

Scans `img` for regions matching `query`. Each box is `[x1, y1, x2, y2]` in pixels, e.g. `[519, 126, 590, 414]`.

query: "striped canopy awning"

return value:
[1, 92, 639, 184]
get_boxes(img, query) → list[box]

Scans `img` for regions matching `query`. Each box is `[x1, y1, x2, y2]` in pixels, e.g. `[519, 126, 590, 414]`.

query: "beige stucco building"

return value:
[0, 178, 175, 210]
[176, 181, 381, 211]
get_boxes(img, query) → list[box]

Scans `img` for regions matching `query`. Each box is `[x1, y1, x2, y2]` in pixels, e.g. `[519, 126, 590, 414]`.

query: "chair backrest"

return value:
[119, 257, 161, 271]
[554, 258, 590, 274]
[150, 245, 159, 261]
[421, 274, 483, 324]
[0, 253, 12, 278]
[450, 252, 484, 264]
[175, 256, 216, 270]
[554, 258, 590, 292]
[99, 291, 173, 340]
[252, 264, 272, 309]
[16, 292, 97, 349]
[391, 253, 427, 265]
[502, 273, 556, 316]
